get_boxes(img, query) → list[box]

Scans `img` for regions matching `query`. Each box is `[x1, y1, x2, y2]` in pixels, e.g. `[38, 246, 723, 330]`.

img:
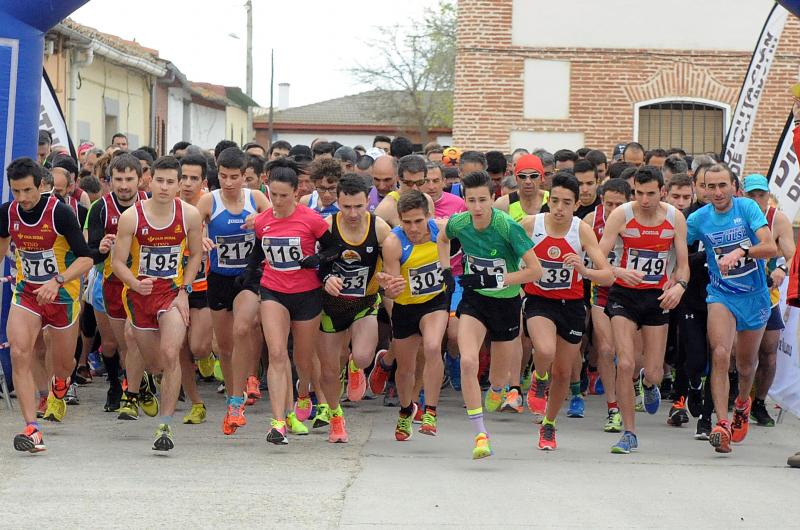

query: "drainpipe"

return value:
[68, 45, 93, 143]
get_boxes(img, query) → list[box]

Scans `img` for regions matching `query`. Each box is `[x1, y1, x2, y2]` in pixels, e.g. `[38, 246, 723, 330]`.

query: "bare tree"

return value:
[351, 1, 455, 143]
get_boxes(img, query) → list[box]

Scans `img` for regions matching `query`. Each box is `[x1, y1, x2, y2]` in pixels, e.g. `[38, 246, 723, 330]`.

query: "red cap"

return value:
[514, 154, 544, 175]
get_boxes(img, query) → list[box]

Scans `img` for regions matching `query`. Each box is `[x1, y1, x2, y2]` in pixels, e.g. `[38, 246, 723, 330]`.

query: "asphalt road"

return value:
[1, 379, 799, 528]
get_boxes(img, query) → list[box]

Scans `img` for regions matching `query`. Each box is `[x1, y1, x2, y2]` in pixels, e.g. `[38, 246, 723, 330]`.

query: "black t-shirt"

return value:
[0, 195, 90, 258]
[679, 201, 709, 312]
[576, 196, 601, 220]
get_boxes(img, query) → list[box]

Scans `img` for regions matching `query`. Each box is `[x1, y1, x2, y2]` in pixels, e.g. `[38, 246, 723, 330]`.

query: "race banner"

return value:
[723, 3, 788, 176]
[770, 282, 800, 418]
[767, 112, 800, 223]
[39, 68, 76, 159]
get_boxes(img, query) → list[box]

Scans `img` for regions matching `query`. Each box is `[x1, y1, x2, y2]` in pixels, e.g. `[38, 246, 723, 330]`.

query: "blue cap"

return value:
[743, 174, 769, 193]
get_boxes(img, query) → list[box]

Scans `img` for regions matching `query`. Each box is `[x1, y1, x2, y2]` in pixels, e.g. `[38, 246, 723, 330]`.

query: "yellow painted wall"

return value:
[226, 106, 250, 146]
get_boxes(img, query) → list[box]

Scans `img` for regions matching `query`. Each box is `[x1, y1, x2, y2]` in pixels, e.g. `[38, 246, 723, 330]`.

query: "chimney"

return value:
[278, 83, 290, 110]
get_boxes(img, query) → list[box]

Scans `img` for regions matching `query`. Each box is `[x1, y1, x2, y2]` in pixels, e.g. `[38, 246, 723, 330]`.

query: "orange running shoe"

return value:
[346, 357, 366, 402]
[709, 420, 732, 453]
[501, 388, 524, 413]
[538, 423, 557, 451]
[246, 376, 261, 400]
[527, 374, 549, 416]
[222, 404, 247, 435]
[50, 376, 70, 400]
[36, 395, 47, 418]
[328, 415, 349, 443]
[14, 424, 46, 453]
[368, 349, 390, 395]
[731, 397, 751, 443]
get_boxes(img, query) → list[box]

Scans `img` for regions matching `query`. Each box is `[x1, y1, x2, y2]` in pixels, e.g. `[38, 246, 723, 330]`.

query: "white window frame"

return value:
[632, 96, 731, 146]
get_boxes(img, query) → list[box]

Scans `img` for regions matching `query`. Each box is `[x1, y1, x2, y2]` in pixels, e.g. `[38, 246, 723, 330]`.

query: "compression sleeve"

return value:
[86, 199, 108, 264]
[53, 201, 91, 258]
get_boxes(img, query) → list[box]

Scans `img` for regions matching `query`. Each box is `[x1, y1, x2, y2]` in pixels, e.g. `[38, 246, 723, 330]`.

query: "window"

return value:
[637, 101, 725, 156]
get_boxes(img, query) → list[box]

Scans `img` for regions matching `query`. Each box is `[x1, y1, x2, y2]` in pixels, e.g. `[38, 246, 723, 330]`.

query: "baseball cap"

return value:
[612, 143, 627, 160]
[514, 154, 545, 175]
[334, 146, 358, 164]
[442, 147, 461, 167]
[743, 174, 769, 193]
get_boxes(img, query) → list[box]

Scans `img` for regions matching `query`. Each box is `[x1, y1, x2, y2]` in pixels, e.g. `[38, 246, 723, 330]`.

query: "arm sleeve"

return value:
[53, 202, 90, 258]
[77, 204, 88, 228]
[0, 203, 10, 238]
[86, 200, 108, 264]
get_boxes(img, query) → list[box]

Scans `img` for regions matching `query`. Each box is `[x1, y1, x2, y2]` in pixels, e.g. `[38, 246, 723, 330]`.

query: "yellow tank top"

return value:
[393, 220, 444, 305]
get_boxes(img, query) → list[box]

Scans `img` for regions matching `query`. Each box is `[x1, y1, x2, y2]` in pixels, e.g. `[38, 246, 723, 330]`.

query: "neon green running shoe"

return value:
[152, 423, 174, 451]
[472, 432, 492, 459]
[117, 395, 139, 421]
[395, 406, 415, 441]
[521, 367, 533, 392]
[196, 354, 216, 379]
[419, 412, 438, 436]
[484, 388, 504, 413]
[312, 403, 331, 428]
[287, 411, 308, 435]
[183, 403, 207, 424]
[603, 409, 622, 433]
[213, 359, 224, 382]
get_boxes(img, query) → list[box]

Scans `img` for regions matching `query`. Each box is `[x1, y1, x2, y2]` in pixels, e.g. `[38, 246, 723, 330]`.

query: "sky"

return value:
[71, 0, 441, 109]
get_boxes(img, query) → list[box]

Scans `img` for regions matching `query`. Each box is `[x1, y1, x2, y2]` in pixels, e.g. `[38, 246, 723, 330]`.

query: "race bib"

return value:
[537, 260, 574, 290]
[139, 245, 181, 279]
[408, 261, 443, 297]
[20, 249, 58, 283]
[626, 248, 667, 284]
[333, 262, 369, 297]
[465, 255, 507, 291]
[713, 242, 756, 279]
[184, 253, 208, 282]
[263, 236, 302, 271]
[216, 233, 255, 269]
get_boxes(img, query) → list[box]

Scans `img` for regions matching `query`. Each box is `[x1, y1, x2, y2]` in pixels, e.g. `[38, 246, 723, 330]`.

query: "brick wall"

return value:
[454, 0, 800, 175]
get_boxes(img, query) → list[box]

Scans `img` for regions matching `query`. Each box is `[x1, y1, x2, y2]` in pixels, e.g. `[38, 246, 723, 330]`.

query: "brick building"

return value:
[453, 0, 800, 175]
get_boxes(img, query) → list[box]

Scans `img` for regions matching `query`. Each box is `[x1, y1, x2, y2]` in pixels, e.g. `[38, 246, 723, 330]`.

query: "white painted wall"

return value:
[512, 0, 776, 51]
[166, 87, 187, 151]
[524, 60, 571, 119]
[509, 131, 585, 153]
[189, 103, 226, 149]
[274, 132, 381, 148]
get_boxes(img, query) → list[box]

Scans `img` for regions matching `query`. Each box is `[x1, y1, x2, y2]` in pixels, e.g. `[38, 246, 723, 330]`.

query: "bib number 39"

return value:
[538, 260, 574, 290]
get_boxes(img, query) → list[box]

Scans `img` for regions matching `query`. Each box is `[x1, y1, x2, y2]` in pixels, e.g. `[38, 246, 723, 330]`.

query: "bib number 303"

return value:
[408, 262, 443, 297]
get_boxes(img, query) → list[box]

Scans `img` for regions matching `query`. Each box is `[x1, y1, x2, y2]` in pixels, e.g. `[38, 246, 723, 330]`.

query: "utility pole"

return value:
[268, 48, 274, 148]
[245, 0, 253, 140]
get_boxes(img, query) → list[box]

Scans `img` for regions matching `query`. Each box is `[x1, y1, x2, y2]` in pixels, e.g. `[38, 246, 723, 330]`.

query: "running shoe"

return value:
[640, 370, 661, 414]
[694, 416, 712, 440]
[246, 375, 262, 401]
[587, 372, 602, 395]
[527, 375, 549, 416]
[13, 425, 46, 453]
[687, 384, 703, 418]
[295, 396, 313, 422]
[445, 354, 461, 391]
[328, 415, 348, 443]
[65, 383, 79, 405]
[659, 376, 673, 402]
[538, 423, 557, 450]
[666, 396, 689, 427]
[567, 395, 585, 418]
[484, 388, 504, 413]
[117, 396, 140, 421]
[266, 419, 288, 445]
[221, 404, 246, 435]
[346, 357, 367, 402]
[611, 431, 638, 454]
[36, 395, 47, 419]
[383, 382, 399, 407]
[43, 394, 66, 422]
[634, 375, 645, 412]
[50, 376, 70, 400]
[501, 388, 524, 413]
[395, 403, 417, 441]
[750, 399, 775, 427]
[369, 349, 391, 395]
[312, 403, 331, 429]
[521, 365, 533, 392]
[183, 403, 207, 424]
[88, 351, 105, 376]
[731, 397, 751, 443]
[604, 409, 622, 433]
[196, 353, 216, 379]
[419, 412, 438, 436]
[74, 365, 92, 385]
[216, 382, 226, 394]
[140, 374, 160, 417]
[104, 386, 122, 412]
[213, 359, 224, 382]
[152, 423, 174, 451]
[287, 412, 308, 435]
[595, 376, 605, 396]
[413, 402, 425, 424]
[709, 420, 732, 453]
[472, 432, 492, 459]
[787, 451, 800, 468]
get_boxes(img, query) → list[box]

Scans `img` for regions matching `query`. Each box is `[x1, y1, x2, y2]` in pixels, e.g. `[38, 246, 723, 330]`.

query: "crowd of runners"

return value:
[4, 108, 800, 467]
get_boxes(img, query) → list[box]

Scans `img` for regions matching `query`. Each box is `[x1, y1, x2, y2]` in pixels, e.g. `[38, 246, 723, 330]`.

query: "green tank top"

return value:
[508, 190, 549, 222]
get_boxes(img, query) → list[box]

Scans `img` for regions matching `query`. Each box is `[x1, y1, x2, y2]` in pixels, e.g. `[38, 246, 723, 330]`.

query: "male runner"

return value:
[112, 156, 204, 451]
[599, 165, 689, 454]
[3, 158, 93, 452]
[177, 154, 213, 424]
[379, 190, 449, 440]
[582, 178, 630, 433]
[523, 173, 613, 450]
[493, 154, 549, 221]
[374, 155, 436, 227]
[318, 175, 392, 442]
[301, 157, 341, 217]
[438, 170, 543, 459]
[195, 147, 270, 434]
[686, 164, 776, 454]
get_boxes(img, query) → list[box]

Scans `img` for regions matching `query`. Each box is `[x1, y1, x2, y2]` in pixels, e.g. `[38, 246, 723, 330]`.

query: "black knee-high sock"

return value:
[104, 351, 121, 388]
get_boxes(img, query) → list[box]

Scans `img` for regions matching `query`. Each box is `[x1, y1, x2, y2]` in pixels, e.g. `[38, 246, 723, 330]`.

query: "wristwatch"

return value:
[55, 274, 65, 285]
[178, 284, 192, 294]
[738, 241, 751, 258]
[676, 280, 688, 290]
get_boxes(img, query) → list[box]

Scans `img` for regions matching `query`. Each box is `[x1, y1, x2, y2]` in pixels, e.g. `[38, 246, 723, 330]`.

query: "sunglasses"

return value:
[402, 179, 428, 188]
[517, 172, 541, 180]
